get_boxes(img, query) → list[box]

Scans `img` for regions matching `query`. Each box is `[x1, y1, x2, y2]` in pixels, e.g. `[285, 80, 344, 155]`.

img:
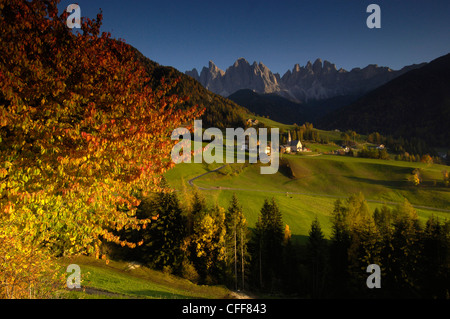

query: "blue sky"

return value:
[59, 0, 450, 74]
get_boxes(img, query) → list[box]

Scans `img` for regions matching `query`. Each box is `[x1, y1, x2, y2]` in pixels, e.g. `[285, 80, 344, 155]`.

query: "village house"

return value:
[334, 145, 351, 155]
[242, 139, 271, 155]
[246, 118, 259, 126]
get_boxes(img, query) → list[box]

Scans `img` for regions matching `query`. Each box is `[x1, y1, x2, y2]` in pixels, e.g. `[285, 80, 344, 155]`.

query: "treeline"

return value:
[357, 146, 390, 160]
[337, 131, 446, 164]
[320, 194, 450, 298]
[367, 132, 445, 162]
[280, 123, 329, 145]
[106, 180, 296, 292]
[107, 185, 449, 298]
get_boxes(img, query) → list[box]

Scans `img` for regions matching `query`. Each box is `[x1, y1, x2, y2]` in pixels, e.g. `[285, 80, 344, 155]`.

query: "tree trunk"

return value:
[241, 227, 245, 290]
[234, 220, 237, 291]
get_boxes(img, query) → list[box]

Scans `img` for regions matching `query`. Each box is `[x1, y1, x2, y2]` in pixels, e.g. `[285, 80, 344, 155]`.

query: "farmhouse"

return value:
[246, 118, 259, 126]
[242, 139, 271, 155]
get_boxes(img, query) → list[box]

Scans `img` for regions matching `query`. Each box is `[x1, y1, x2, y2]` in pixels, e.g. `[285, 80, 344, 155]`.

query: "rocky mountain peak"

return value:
[233, 58, 250, 68]
[323, 60, 338, 73]
[208, 61, 225, 76]
[185, 68, 200, 80]
[186, 58, 425, 103]
[312, 58, 323, 73]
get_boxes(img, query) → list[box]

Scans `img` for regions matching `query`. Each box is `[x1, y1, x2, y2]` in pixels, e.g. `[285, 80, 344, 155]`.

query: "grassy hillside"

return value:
[228, 89, 306, 124]
[58, 256, 237, 299]
[165, 153, 450, 244]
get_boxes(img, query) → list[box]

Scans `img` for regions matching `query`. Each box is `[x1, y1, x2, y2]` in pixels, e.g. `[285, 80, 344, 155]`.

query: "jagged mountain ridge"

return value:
[186, 58, 425, 103]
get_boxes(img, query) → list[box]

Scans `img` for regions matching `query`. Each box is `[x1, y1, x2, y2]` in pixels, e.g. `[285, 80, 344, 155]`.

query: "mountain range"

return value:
[185, 53, 449, 147]
[130, 45, 449, 148]
[186, 58, 425, 103]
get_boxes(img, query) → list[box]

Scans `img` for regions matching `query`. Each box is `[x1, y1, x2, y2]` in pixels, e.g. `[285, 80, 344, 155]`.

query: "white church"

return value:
[280, 131, 303, 153]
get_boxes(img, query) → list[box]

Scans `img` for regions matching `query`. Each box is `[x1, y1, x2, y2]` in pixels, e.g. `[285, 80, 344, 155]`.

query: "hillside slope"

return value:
[60, 256, 240, 299]
[133, 48, 251, 129]
[318, 53, 450, 147]
[228, 89, 362, 124]
[228, 89, 306, 124]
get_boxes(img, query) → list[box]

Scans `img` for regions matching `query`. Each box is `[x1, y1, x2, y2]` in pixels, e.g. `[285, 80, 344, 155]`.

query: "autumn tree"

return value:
[442, 170, 450, 187]
[341, 132, 351, 146]
[190, 205, 227, 283]
[346, 194, 381, 294]
[388, 200, 423, 296]
[410, 168, 422, 186]
[0, 0, 200, 297]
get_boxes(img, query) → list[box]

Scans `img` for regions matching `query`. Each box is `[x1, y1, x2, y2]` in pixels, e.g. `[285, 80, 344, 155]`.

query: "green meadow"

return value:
[58, 256, 235, 299]
[165, 152, 450, 244]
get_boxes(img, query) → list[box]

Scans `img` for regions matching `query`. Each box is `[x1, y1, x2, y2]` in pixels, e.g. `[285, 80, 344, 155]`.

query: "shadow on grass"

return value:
[124, 289, 200, 299]
[290, 234, 309, 245]
[344, 175, 407, 189]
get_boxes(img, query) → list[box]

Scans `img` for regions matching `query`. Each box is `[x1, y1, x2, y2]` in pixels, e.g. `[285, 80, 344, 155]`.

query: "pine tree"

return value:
[373, 205, 395, 296]
[251, 198, 284, 291]
[419, 215, 449, 298]
[142, 178, 186, 273]
[239, 217, 250, 291]
[187, 188, 207, 235]
[249, 215, 264, 289]
[280, 224, 300, 294]
[389, 199, 422, 296]
[306, 217, 328, 298]
[108, 178, 186, 273]
[328, 199, 352, 297]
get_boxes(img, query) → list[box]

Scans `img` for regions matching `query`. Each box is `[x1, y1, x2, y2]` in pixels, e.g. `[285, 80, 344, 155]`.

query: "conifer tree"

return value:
[419, 216, 450, 298]
[389, 199, 422, 296]
[328, 199, 352, 296]
[306, 217, 328, 298]
[280, 223, 300, 294]
[251, 198, 284, 291]
[141, 178, 186, 273]
[346, 194, 382, 293]
[186, 188, 207, 236]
